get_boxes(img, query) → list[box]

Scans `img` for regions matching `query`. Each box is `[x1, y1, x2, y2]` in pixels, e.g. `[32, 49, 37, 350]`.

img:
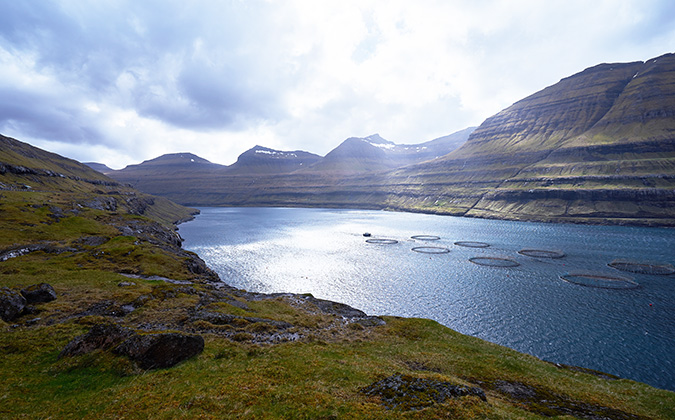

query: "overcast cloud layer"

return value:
[1, 0, 674, 168]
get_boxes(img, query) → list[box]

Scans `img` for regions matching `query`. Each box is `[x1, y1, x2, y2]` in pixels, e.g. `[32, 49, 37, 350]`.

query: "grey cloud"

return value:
[0, 0, 291, 136]
[0, 87, 104, 145]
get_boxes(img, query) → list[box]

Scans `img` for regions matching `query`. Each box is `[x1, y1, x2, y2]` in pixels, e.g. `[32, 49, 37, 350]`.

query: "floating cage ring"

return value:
[454, 241, 490, 248]
[411, 235, 441, 241]
[608, 259, 675, 276]
[365, 238, 399, 245]
[412, 246, 450, 254]
[518, 249, 566, 259]
[560, 272, 640, 289]
[469, 257, 520, 267]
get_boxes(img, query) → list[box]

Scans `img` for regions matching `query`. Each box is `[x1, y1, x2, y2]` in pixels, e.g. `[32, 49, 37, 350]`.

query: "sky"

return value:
[1, 1, 674, 169]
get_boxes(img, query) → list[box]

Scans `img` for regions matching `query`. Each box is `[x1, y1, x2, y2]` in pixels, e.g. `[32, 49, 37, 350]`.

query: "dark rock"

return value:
[113, 332, 204, 369]
[21, 283, 57, 304]
[84, 196, 117, 211]
[21, 305, 40, 315]
[361, 374, 486, 410]
[0, 287, 26, 322]
[60, 323, 204, 370]
[60, 323, 133, 358]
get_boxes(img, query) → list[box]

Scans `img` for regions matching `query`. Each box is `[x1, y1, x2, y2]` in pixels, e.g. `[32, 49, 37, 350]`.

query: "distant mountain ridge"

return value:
[105, 129, 474, 201]
[103, 53, 675, 226]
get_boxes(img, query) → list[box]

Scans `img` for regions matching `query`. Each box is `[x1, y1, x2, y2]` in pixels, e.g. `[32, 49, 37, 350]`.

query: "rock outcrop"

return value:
[21, 283, 57, 304]
[113, 332, 204, 370]
[60, 323, 204, 370]
[0, 287, 26, 322]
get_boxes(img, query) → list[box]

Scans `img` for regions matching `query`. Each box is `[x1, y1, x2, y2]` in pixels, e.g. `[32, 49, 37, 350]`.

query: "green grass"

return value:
[3, 306, 674, 419]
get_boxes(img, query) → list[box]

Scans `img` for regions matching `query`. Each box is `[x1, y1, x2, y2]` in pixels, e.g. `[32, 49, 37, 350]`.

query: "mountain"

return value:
[405, 127, 476, 162]
[83, 162, 114, 174]
[304, 131, 473, 174]
[108, 153, 227, 204]
[105, 129, 473, 206]
[391, 53, 675, 224]
[226, 145, 322, 174]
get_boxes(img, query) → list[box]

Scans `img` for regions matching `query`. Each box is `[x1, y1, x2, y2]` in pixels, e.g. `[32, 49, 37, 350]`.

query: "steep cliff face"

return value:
[380, 54, 675, 224]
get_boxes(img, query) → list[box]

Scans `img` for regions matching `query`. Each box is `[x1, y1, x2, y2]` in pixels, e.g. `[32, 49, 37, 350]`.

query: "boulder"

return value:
[21, 283, 57, 304]
[59, 323, 132, 358]
[60, 323, 204, 370]
[0, 287, 26, 322]
[114, 332, 204, 370]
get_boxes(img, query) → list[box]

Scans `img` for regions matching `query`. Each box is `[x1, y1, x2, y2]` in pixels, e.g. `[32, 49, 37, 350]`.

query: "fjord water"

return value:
[179, 207, 675, 390]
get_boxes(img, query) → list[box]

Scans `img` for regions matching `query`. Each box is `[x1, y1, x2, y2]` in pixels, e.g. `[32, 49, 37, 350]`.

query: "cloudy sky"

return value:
[1, 1, 674, 168]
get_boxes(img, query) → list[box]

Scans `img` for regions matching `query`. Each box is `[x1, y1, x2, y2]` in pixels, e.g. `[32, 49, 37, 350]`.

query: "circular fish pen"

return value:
[454, 241, 490, 248]
[411, 246, 450, 254]
[411, 235, 441, 241]
[469, 257, 519, 267]
[518, 249, 566, 259]
[607, 259, 675, 275]
[560, 272, 639, 289]
[365, 238, 398, 245]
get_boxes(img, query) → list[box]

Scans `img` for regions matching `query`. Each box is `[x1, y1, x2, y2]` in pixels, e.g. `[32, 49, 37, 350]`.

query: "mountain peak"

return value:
[142, 153, 213, 165]
[229, 145, 321, 174]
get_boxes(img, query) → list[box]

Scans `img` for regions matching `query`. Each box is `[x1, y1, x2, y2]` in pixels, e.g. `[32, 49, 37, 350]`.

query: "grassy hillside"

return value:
[2, 137, 674, 418]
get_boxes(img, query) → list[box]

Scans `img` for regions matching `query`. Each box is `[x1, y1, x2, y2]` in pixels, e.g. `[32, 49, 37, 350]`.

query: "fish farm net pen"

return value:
[468, 257, 520, 267]
[411, 235, 441, 241]
[608, 259, 675, 275]
[365, 238, 399, 244]
[518, 249, 566, 259]
[560, 272, 640, 289]
[454, 241, 490, 248]
[411, 246, 450, 254]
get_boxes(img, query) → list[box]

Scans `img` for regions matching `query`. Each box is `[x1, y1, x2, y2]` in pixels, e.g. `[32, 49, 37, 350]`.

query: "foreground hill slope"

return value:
[1, 135, 673, 418]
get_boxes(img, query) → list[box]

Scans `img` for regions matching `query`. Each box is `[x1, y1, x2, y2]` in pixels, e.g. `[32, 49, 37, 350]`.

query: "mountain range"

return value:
[99, 53, 675, 226]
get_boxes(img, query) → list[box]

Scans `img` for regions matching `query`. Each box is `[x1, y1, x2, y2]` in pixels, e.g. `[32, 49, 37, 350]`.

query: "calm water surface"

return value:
[179, 207, 675, 390]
